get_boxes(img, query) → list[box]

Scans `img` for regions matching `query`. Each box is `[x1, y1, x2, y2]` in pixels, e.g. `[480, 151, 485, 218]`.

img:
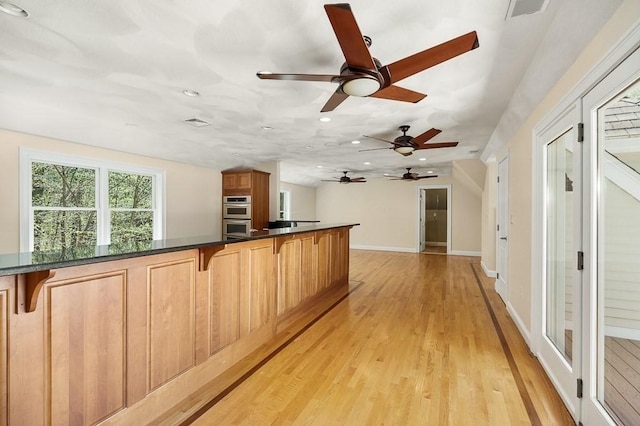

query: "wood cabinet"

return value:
[222, 169, 270, 231]
[222, 172, 252, 193]
[2, 226, 352, 425]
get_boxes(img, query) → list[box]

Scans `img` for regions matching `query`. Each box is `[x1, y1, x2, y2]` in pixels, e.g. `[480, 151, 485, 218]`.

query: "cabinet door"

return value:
[222, 173, 238, 190]
[236, 173, 252, 190]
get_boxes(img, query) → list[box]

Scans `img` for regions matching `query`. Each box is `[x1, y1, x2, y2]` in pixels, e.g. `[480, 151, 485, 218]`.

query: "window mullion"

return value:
[98, 167, 109, 245]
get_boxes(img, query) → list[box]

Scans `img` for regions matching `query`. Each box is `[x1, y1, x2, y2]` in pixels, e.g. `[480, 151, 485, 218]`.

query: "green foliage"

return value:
[109, 171, 152, 208]
[110, 211, 153, 246]
[33, 210, 97, 252]
[32, 163, 95, 207]
[32, 162, 155, 252]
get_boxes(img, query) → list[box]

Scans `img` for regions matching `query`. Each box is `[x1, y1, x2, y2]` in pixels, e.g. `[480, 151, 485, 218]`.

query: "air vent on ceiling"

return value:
[184, 117, 210, 127]
[505, 0, 550, 19]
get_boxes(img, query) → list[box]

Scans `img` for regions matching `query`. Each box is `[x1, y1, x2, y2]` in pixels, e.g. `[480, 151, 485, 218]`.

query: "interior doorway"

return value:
[419, 186, 451, 254]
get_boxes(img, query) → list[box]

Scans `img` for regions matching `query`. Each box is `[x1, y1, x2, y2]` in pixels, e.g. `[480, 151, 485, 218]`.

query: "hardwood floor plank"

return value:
[190, 251, 573, 425]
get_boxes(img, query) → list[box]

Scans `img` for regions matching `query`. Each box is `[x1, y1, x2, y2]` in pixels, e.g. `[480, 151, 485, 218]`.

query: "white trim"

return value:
[349, 245, 417, 253]
[507, 302, 532, 348]
[481, 261, 497, 278]
[603, 151, 640, 201]
[449, 250, 480, 257]
[19, 147, 166, 251]
[605, 326, 640, 341]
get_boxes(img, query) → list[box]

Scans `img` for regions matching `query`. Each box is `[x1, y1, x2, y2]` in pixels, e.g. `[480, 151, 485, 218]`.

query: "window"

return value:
[279, 190, 290, 220]
[20, 149, 165, 252]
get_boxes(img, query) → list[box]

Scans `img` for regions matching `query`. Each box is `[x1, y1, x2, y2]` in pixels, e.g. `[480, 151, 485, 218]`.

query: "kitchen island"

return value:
[0, 223, 357, 425]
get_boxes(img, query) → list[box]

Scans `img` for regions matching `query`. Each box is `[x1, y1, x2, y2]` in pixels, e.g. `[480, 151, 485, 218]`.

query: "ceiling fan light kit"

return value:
[362, 125, 458, 157]
[256, 3, 479, 112]
[341, 76, 381, 97]
[394, 146, 415, 155]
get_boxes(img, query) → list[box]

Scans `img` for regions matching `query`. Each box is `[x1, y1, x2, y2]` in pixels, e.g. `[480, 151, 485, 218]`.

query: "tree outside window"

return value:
[23, 150, 164, 253]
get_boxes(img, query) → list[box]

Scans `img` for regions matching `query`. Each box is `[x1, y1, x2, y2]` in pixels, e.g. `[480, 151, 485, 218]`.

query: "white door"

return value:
[582, 48, 640, 426]
[419, 189, 426, 252]
[496, 156, 509, 302]
[537, 103, 582, 422]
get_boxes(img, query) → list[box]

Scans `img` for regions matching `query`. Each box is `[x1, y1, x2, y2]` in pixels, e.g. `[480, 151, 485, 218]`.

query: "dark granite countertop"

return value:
[0, 223, 359, 276]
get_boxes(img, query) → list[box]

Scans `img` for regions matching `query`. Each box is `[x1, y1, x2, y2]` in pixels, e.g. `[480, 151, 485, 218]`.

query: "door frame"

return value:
[496, 155, 509, 303]
[581, 46, 640, 426]
[532, 100, 583, 422]
[416, 185, 451, 254]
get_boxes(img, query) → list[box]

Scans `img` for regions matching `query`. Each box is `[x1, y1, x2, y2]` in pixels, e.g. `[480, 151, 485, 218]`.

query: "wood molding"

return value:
[199, 246, 227, 271]
[273, 235, 294, 254]
[24, 269, 56, 313]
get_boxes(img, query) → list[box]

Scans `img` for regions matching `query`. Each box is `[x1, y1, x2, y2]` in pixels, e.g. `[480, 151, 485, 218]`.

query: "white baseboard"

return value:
[449, 250, 481, 257]
[349, 245, 417, 253]
[507, 302, 532, 349]
[481, 261, 497, 278]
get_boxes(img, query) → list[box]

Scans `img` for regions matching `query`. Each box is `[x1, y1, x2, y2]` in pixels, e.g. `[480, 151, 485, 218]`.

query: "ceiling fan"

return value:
[321, 171, 367, 184]
[361, 125, 458, 156]
[389, 168, 438, 181]
[256, 3, 479, 112]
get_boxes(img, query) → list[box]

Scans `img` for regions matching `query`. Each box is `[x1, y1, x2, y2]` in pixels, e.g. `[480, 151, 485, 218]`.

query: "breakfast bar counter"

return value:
[0, 223, 357, 425]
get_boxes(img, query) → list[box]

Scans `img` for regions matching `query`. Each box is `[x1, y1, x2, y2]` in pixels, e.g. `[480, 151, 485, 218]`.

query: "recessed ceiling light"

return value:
[427, 170, 434, 174]
[182, 89, 200, 97]
[316, 165, 323, 168]
[419, 158, 426, 161]
[306, 145, 313, 149]
[383, 173, 390, 176]
[233, 153, 240, 156]
[319, 117, 331, 122]
[261, 126, 273, 130]
[364, 162, 371, 165]
[351, 140, 360, 144]
[0, 1, 28, 17]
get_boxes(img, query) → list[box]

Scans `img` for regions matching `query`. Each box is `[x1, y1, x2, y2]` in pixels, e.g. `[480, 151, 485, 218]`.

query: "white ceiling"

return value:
[0, 0, 623, 186]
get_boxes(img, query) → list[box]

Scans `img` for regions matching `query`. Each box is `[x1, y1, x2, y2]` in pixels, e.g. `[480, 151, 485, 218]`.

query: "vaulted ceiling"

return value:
[0, 0, 622, 185]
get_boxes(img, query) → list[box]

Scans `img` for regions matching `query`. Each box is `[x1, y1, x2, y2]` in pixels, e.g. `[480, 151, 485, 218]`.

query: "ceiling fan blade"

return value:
[369, 85, 426, 103]
[350, 180, 367, 183]
[415, 142, 459, 150]
[350, 177, 366, 181]
[362, 135, 395, 144]
[321, 89, 350, 112]
[324, 4, 377, 70]
[382, 31, 479, 84]
[358, 147, 390, 152]
[416, 175, 439, 179]
[413, 128, 442, 145]
[257, 72, 341, 82]
[321, 179, 339, 182]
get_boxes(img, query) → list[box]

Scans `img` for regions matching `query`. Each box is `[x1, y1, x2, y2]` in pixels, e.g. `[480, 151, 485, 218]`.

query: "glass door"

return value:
[583, 48, 640, 425]
[538, 104, 582, 421]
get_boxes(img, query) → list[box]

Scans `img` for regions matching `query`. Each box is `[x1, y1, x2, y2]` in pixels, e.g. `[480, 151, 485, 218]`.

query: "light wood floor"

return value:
[187, 250, 573, 425]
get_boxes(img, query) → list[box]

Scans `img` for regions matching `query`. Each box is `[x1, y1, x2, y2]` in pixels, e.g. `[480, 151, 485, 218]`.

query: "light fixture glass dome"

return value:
[394, 146, 415, 154]
[342, 77, 380, 97]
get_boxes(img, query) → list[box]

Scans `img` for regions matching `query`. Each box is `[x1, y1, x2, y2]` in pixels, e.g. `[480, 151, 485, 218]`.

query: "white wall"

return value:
[316, 173, 482, 253]
[0, 129, 221, 254]
[280, 182, 316, 221]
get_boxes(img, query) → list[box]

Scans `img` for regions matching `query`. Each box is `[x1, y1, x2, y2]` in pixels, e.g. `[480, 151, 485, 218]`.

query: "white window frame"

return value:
[19, 148, 166, 252]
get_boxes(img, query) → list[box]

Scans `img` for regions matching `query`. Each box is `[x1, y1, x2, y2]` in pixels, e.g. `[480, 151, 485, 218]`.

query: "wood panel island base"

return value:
[0, 224, 356, 425]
